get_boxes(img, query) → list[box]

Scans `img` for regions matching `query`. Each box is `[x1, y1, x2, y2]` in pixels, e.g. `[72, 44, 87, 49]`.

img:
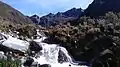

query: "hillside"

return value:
[85, 0, 120, 17]
[0, 1, 41, 39]
[43, 11, 120, 67]
[0, 1, 32, 26]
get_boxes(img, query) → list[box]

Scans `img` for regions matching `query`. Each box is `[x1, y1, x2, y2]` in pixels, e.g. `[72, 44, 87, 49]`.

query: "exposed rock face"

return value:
[30, 8, 83, 27]
[85, 0, 120, 17]
[0, 1, 32, 25]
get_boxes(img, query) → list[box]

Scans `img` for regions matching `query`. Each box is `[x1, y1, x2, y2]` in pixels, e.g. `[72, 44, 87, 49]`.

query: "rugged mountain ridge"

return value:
[85, 0, 120, 17]
[30, 8, 83, 27]
[0, 1, 32, 26]
[30, 0, 120, 26]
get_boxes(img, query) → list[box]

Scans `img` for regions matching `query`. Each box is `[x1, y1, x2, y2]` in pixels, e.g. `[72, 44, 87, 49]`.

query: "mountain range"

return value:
[30, 0, 120, 27]
[1, 0, 120, 27]
[30, 8, 83, 27]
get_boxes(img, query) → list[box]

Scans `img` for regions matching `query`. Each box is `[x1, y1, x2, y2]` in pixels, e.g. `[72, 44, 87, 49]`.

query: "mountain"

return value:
[0, 1, 32, 26]
[85, 0, 120, 17]
[30, 0, 120, 26]
[30, 8, 83, 27]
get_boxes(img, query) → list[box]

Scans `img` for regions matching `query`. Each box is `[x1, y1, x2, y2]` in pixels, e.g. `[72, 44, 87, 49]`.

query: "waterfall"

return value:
[0, 31, 88, 67]
[33, 36, 88, 67]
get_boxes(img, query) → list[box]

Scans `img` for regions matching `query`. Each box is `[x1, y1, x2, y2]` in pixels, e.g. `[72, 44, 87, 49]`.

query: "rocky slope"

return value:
[0, 1, 42, 39]
[0, 1, 32, 26]
[30, 8, 83, 27]
[85, 0, 120, 17]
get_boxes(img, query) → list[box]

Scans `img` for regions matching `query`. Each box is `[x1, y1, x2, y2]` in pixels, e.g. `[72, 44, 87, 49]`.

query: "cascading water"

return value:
[33, 36, 88, 67]
[0, 31, 88, 67]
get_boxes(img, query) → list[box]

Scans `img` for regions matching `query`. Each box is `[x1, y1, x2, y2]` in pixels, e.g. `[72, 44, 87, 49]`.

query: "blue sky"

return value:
[2, 0, 93, 16]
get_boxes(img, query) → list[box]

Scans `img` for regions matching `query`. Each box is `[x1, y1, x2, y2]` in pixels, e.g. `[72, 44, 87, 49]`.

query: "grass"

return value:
[0, 59, 21, 67]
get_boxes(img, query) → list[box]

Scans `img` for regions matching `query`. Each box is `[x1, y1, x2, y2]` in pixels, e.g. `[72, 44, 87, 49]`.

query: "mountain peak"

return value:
[46, 13, 54, 17]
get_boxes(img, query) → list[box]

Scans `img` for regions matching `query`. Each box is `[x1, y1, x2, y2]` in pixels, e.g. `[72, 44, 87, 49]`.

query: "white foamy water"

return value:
[0, 31, 88, 67]
[33, 36, 88, 67]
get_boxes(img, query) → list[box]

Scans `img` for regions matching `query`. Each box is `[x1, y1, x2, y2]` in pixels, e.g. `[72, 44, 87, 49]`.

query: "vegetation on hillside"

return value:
[0, 22, 41, 39]
[1, 10, 120, 67]
[43, 12, 120, 67]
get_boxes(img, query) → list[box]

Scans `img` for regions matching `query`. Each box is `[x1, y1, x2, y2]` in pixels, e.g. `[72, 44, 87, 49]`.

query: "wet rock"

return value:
[69, 64, 71, 67]
[58, 50, 69, 63]
[23, 57, 34, 66]
[39, 64, 51, 67]
[29, 41, 42, 53]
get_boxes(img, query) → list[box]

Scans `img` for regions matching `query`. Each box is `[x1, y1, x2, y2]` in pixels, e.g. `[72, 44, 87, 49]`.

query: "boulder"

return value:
[29, 41, 42, 53]
[58, 50, 69, 63]
[23, 57, 34, 66]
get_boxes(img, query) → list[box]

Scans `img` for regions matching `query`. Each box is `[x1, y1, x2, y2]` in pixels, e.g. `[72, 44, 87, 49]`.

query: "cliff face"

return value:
[0, 1, 32, 25]
[85, 0, 120, 17]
